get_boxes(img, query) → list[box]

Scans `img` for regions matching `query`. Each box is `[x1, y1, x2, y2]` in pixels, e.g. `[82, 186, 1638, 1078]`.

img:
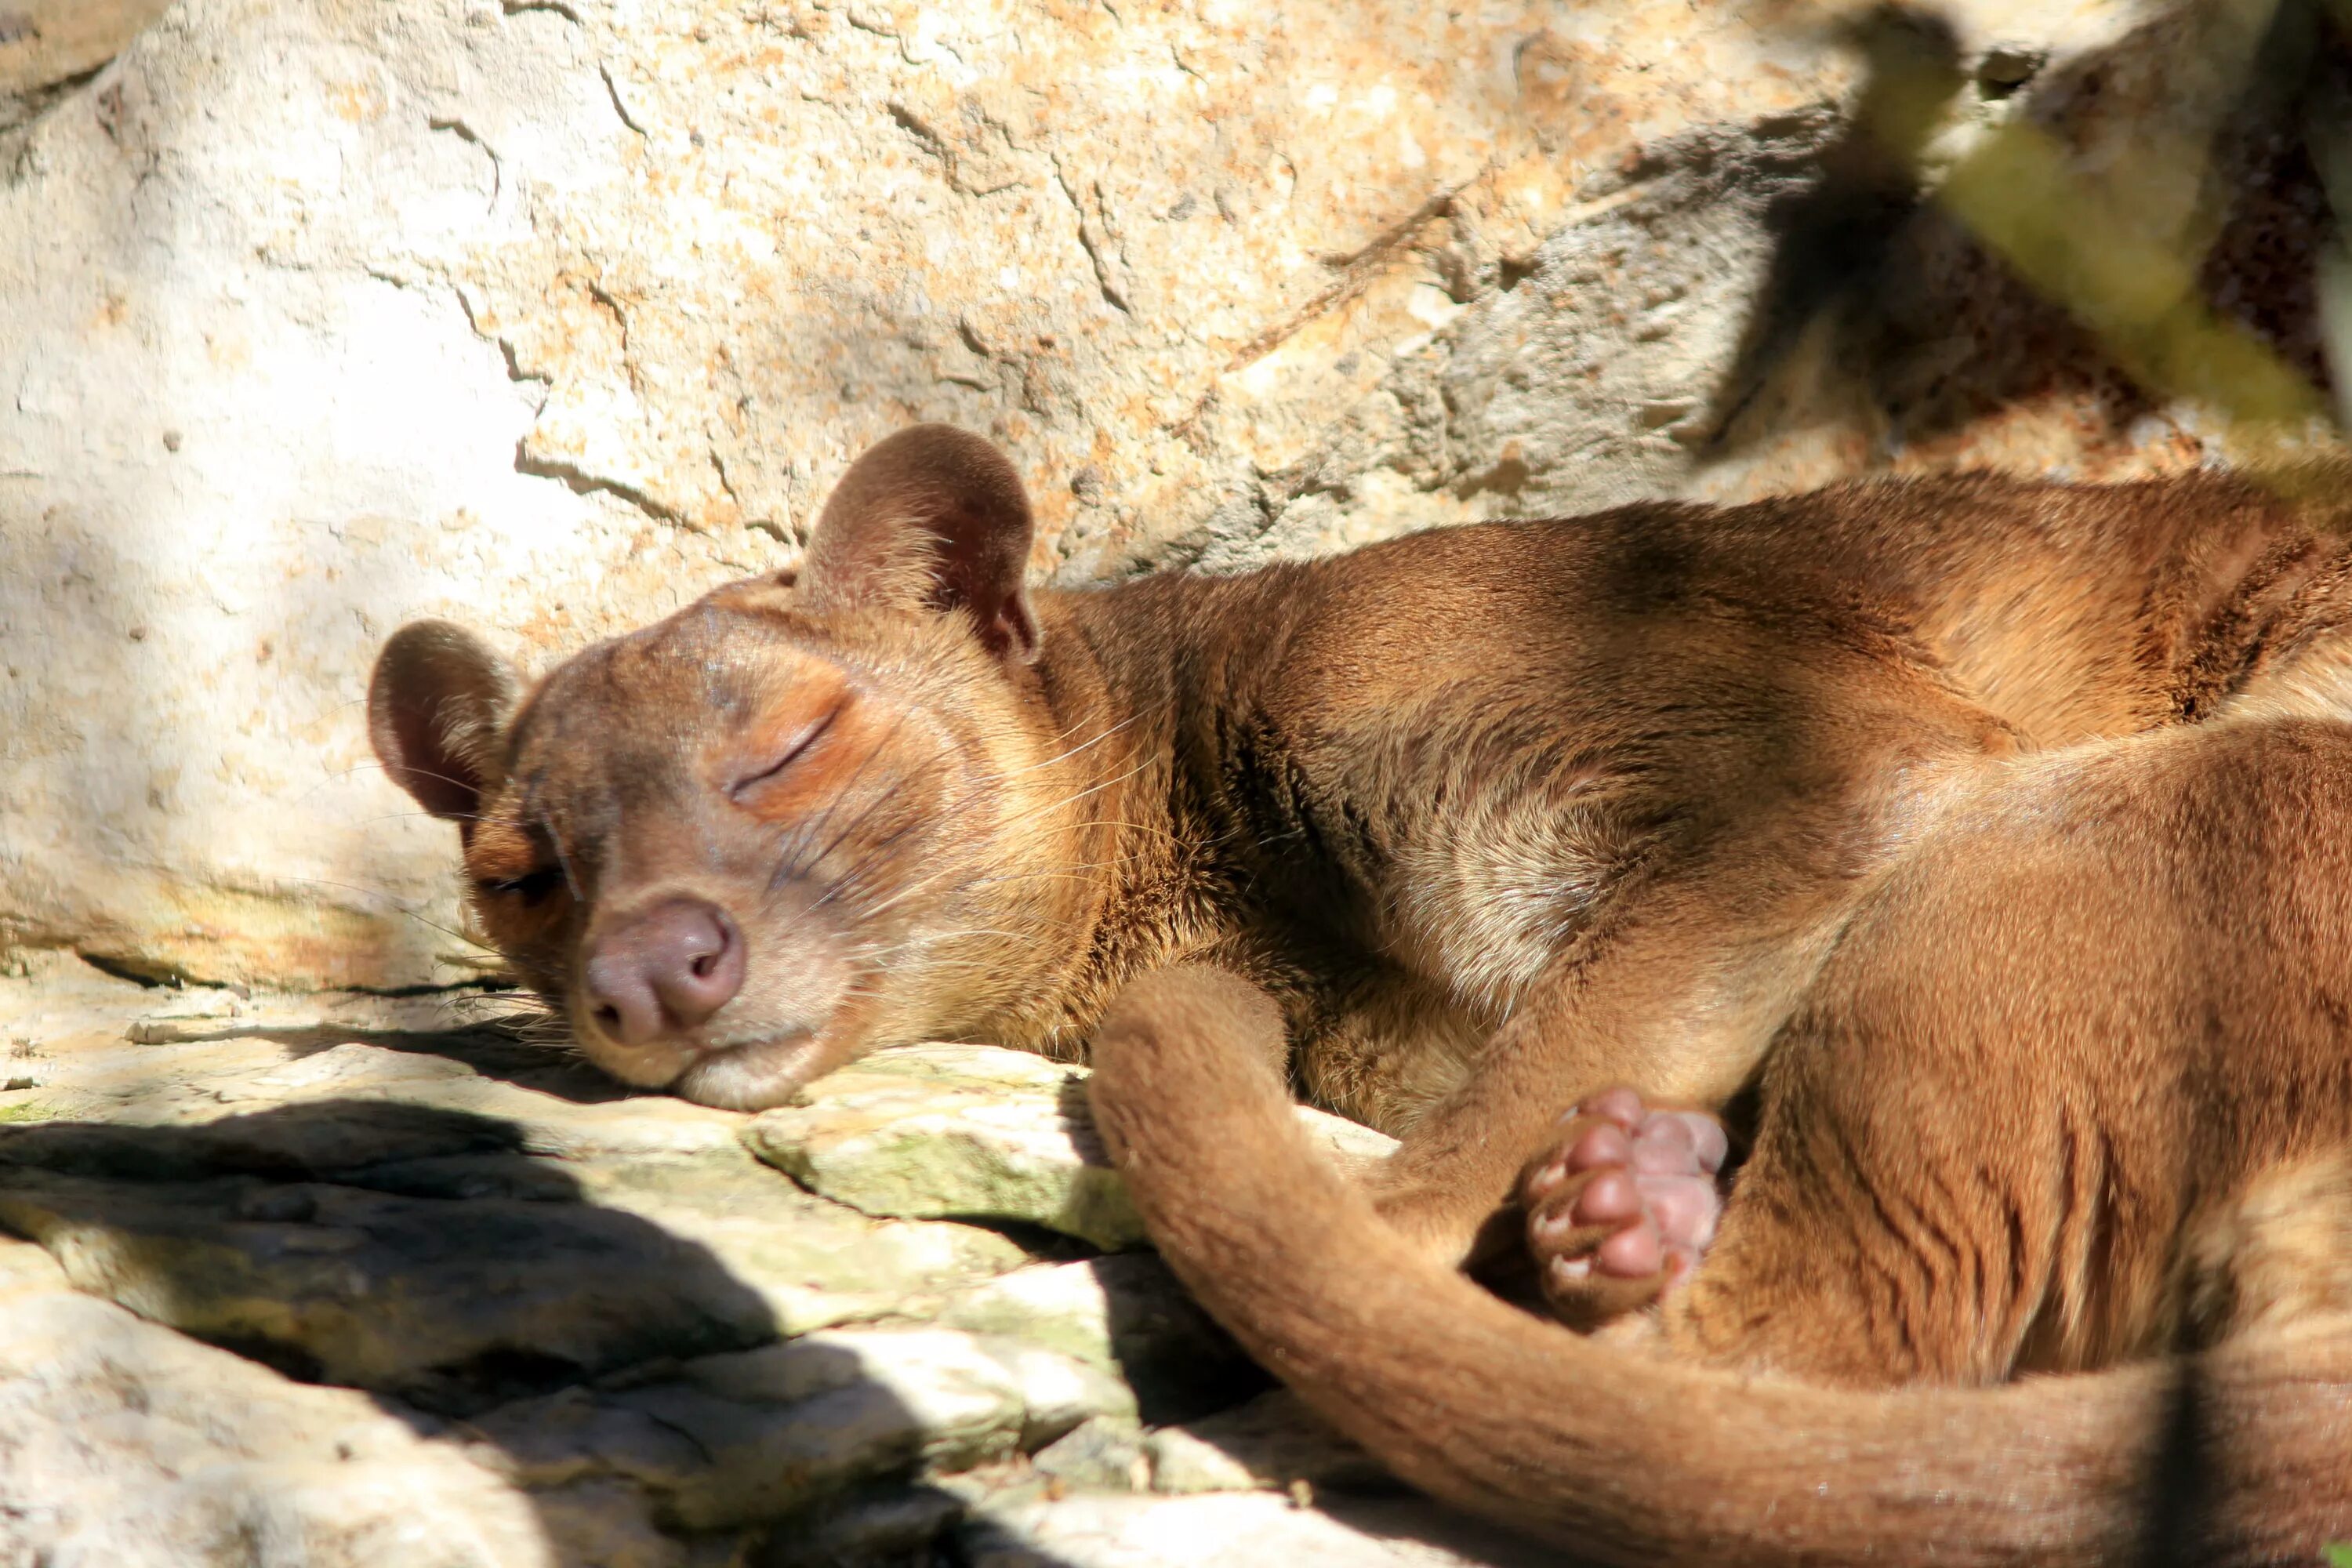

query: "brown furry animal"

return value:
[368, 425, 2352, 1276]
[1082, 709, 2352, 1563]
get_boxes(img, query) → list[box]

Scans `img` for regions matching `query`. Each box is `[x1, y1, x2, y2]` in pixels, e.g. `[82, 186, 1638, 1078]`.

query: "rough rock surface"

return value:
[0, 2, 174, 129]
[2, 0, 2343, 985]
[964, 1493, 1557, 1568]
[0, 953, 1520, 1566]
[743, 1041, 1394, 1249]
[0, 1239, 555, 1568]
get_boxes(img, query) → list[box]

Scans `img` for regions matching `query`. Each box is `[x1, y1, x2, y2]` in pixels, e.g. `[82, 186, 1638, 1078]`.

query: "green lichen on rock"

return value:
[743, 1047, 1148, 1250]
[742, 1044, 1397, 1252]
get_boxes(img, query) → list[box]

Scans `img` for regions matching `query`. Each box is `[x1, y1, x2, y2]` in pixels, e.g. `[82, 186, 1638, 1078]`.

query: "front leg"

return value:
[1367, 877, 1842, 1270]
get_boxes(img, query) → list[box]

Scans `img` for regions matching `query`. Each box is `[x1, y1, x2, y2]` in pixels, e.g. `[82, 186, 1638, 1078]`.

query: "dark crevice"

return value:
[448, 286, 540, 388]
[398, 1348, 593, 1418]
[637, 1405, 722, 1466]
[198, 1332, 328, 1387]
[74, 949, 183, 988]
[600, 63, 648, 137]
[500, 0, 584, 22]
[427, 116, 503, 206]
[515, 442, 684, 524]
[1052, 167, 1133, 315]
[584, 278, 633, 354]
[0, 60, 107, 139]
[887, 100, 952, 170]
[332, 975, 520, 999]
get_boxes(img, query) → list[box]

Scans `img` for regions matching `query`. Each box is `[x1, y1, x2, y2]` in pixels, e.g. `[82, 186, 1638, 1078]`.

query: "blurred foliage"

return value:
[1792, 0, 2343, 456]
[1930, 0, 2329, 441]
[1940, 118, 2325, 428]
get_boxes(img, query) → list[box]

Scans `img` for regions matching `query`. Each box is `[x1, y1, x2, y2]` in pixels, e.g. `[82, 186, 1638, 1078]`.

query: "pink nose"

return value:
[582, 898, 746, 1046]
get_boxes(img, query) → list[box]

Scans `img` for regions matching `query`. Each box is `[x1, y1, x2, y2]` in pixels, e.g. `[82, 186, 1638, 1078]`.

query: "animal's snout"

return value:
[582, 898, 746, 1045]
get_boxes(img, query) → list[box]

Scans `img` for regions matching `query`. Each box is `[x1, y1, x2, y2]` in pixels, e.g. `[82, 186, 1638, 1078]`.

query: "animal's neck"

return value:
[996, 568, 1305, 1052]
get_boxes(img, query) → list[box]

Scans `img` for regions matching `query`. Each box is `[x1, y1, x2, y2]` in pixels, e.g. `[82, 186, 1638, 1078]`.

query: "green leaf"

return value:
[2321, 1544, 2352, 1568]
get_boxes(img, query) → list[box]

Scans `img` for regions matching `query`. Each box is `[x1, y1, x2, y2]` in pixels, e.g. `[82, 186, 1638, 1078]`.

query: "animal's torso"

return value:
[1082, 710, 2352, 1564]
[1034, 470, 2352, 1131]
[1697, 715, 2352, 1386]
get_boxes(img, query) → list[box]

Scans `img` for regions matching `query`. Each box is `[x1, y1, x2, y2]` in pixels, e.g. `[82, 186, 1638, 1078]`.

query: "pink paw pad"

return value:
[1522, 1088, 1728, 1307]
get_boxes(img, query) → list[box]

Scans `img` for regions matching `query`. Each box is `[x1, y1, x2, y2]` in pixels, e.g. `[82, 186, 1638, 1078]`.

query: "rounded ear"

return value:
[368, 620, 522, 823]
[800, 424, 1042, 662]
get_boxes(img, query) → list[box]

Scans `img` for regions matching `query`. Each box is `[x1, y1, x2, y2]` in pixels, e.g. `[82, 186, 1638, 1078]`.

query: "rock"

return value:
[742, 1045, 1140, 1249]
[517, 1479, 705, 1568]
[0, 1, 172, 131]
[1973, 44, 2048, 94]
[1146, 1391, 1391, 1497]
[936, 1254, 1261, 1422]
[0, 1004, 1036, 1400]
[5, 0, 2341, 1555]
[757, 1483, 965, 1568]
[1139, 1428, 1262, 1500]
[1029, 1417, 1152, 1494]
[0, 1162, 782, 1403]
[0, 1236, 552, 1568]
[0, 967, 1469, 1566]
[0, 0, 2318, 987]
[960, 1490, 1559, 1568]
[743, 1043, 1395, 1250]
[465, 1327, 1132, 1531]
[585, 1156, 1035, 1342]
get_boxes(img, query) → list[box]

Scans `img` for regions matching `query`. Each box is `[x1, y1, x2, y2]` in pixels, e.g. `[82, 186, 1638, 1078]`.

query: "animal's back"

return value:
[1689, 716, 2352, 1385]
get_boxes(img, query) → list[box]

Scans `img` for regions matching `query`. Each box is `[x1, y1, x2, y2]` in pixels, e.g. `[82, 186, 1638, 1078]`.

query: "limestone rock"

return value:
[744, 1043, 1395, 1248]
[465, 1326, 1132, 1530]
[5, 0, 2341, 1555]
[0, 990, 1036, 1400]
[743, 1044, 1142, 1248]
[0, 965, 1493, 1567]
[0, 1, 172, 130]
[0, 1163, 779, 1400]
[936, 1253, 1261, 1422]
[0, 1236, 551, 1568]
[758, 1483, 966, 1568]
[960, 1490, 1559, 1568]
[1031, 1415, 1153, 1495]
[1145, 1391, 1390, 1497]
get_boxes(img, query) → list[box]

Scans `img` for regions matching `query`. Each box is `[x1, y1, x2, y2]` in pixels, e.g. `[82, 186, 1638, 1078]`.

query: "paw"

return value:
[1520, 1087, 1727, 1328]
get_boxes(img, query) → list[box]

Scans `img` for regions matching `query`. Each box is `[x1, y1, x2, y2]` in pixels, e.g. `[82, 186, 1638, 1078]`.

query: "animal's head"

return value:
[368, 425, 1091, 1109]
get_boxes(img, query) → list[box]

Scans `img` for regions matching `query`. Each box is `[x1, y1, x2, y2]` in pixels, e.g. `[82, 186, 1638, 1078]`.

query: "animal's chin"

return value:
[668, 1032, 832, 1111]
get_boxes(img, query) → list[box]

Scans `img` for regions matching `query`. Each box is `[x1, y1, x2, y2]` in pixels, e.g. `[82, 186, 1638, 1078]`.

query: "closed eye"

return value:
[477, 869, 564, 906]
[731, 705, 840, 800]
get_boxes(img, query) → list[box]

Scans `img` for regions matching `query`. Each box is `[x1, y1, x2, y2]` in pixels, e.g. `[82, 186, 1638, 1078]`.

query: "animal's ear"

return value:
[799, 424, 1041, 662]
[368, 620, 522, 823]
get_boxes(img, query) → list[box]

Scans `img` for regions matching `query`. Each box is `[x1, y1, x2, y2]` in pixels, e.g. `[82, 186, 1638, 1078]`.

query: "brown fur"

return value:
[1083, 709, 2352, 1563]
[371, 426, 2352, 1270]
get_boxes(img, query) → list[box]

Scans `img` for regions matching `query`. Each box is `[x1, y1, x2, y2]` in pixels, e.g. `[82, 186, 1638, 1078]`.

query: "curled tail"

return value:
[1086, 967, 2352, 1568]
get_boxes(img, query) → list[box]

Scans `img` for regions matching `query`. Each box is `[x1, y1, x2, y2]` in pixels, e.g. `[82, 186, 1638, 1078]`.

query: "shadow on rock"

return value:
[1706, 0, 2347, 459]
[0, 1098, 1083, 1566]
[0, 1099, 774, 1409]
[125, 1004, 647, 1106]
